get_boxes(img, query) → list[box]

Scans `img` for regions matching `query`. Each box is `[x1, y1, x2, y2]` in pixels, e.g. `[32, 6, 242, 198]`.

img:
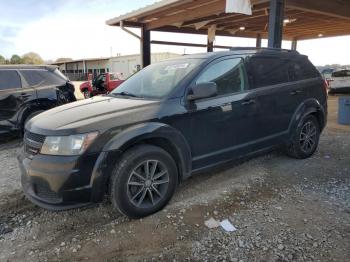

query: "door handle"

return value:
[241, 99, 256, 106]
[290, 90, 302, 95]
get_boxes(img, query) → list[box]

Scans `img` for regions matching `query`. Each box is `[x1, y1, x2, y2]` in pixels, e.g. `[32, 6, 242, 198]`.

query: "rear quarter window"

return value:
[247, 56, 289, 88]
[20, 69, 67, 87]
[296, 57, 320, 80]
[0, 70, 22, 90]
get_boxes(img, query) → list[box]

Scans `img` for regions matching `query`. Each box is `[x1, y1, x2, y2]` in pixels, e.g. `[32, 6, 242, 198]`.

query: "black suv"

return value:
[18, 48, 327, 218]
[0, 65, 76, 135]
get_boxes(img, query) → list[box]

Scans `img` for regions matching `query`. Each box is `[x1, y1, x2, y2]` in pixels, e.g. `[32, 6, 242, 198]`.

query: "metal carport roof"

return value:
[106, 0, 350, 67]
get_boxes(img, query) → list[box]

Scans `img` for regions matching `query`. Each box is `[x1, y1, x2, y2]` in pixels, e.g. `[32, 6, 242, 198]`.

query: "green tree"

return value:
[10, 54, 22, 64]
[0, 55, 5, 64]
[21, 52, 44, 65]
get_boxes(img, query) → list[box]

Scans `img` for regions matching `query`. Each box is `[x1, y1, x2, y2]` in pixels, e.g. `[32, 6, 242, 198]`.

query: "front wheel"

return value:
[109, 145, 178, 218]
[286, 115, 320, 159]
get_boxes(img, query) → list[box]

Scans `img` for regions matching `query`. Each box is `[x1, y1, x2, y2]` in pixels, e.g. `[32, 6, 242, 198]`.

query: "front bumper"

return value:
[18, 151, 103, 211]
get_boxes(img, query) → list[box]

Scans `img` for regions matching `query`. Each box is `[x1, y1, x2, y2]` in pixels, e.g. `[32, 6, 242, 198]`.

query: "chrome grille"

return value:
[24, 131, 46, 157]
[25, 132, 46, 144]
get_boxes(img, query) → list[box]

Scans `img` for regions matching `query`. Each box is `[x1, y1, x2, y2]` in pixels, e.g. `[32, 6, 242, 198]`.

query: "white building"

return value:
[52, 52, 180, 81]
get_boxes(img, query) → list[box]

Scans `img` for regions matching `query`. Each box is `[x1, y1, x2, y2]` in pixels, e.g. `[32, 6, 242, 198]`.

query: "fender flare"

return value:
[103, 122, 192, 180]
[288, 98, 326, 139]
[17, 101, 54, 129]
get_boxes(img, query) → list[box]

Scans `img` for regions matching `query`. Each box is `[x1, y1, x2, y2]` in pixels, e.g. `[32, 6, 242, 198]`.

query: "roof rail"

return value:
[229, 47, 299, 54]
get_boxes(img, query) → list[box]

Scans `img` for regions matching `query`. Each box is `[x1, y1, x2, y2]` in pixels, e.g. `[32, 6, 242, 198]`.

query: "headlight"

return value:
[40, 132, 98, 156]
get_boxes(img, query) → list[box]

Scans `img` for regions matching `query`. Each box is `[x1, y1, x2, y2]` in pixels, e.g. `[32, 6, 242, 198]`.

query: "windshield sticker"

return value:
[165, 63, 189, 70]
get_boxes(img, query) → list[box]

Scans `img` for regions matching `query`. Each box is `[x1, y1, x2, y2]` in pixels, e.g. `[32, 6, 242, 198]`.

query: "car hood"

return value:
[27, 96, 161, 136]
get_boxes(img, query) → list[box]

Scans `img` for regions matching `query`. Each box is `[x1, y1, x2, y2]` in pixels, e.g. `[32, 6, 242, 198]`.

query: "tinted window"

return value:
[53, 69, 68, 81]
[298, 58, 319, 79]
[247, 56, 289, 88]
[20, 69, 66, 87]
[0, 70, 21, 90]
[288, 61, 303, 81]
[196, 58, 246, 95]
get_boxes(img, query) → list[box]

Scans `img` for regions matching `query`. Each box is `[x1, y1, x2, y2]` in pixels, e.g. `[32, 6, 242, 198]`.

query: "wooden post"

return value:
[256, 34, 262, 48]
[291, 38, 298, 50]
[141, 26, 151, 68]
[268, 0, 285, 48]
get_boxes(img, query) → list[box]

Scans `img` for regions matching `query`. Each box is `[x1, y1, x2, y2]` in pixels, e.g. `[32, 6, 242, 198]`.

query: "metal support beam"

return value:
[207, 39, 214, 52]
[256, 34, 262, 48]
[151, 40, 231, 49]
[291, 38, 298, 50]
[141, 26, 151, 68]
[268, 0, 285, 48]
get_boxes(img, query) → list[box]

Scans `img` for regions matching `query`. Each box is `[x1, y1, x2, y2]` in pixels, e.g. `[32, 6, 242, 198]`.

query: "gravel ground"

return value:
[0, 96, 349, 262]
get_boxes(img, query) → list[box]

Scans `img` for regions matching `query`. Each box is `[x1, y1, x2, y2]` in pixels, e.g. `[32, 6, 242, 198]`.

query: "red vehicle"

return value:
[80, 72, 124, 98]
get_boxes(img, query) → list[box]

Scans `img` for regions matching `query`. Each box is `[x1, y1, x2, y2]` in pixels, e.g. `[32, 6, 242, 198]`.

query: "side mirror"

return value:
[187, 82, 218, 101]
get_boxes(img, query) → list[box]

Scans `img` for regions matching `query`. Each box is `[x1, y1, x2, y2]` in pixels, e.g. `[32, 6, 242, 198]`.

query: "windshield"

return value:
[111, 58, 202, 99]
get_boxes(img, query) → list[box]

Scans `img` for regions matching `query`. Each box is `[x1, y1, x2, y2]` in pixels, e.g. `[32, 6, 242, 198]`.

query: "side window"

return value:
[0, 70, 21, 90]
[20, 70, 66, 87]
[299, 58, 320, 79]
[196, 58, 246, 96]
[110, 74, 117, 80]
[288, 61, 303, 82]
[247, 56, 289, 88]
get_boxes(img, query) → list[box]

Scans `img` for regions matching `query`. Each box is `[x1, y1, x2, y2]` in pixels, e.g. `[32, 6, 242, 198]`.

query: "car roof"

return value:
[167, 47, 302, 62]
[0, 65, 58, 71]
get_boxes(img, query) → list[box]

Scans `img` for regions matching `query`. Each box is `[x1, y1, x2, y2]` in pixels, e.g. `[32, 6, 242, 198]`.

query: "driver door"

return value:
[95, 74, 106, 91]
[188, 57, 259, 171]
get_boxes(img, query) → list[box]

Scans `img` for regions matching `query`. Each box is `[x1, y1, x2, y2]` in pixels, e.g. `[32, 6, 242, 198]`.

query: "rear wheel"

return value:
[83, 90, 91, 99]
[109, 145, 178, 218]
[286, 115, 320, 159]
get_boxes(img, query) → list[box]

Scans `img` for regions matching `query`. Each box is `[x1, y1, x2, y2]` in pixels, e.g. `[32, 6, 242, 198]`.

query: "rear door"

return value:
[0, 70, 36, 132]
[245, 55, 301, 146]
[19, 69, 68, 104]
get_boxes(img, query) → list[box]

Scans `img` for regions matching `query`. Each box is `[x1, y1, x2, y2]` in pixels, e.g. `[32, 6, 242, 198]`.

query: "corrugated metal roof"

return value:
[106, 0, 185, 26]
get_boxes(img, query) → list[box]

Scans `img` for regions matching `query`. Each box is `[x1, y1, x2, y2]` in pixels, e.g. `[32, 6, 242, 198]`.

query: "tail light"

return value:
[323, 79, 329, 95]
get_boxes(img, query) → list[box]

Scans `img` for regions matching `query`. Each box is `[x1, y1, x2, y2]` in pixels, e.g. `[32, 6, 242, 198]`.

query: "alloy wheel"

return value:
[299, 121, 317, 153]
[127, 160, 170, 208]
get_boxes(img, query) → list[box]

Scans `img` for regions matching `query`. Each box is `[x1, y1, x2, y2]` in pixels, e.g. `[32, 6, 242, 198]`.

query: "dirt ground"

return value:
[0, 95, 349, 262]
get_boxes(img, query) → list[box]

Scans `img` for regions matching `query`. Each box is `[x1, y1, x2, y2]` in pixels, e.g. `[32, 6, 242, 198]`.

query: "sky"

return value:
[0, 0, 349, 66]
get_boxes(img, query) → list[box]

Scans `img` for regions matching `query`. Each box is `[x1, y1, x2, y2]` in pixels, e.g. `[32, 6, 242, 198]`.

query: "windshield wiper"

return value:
[112, 91, 139, 98]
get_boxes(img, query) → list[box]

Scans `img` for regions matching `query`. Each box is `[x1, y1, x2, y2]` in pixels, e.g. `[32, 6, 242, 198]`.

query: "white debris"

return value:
[204, 217, 220, 229]
[220, 219, 237, 232]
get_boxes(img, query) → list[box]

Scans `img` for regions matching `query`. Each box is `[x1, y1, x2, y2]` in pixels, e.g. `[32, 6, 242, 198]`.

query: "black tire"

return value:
[109, 145, 178, 218]
[286, 115, 320, 159]
[83, 90, 91, 99]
